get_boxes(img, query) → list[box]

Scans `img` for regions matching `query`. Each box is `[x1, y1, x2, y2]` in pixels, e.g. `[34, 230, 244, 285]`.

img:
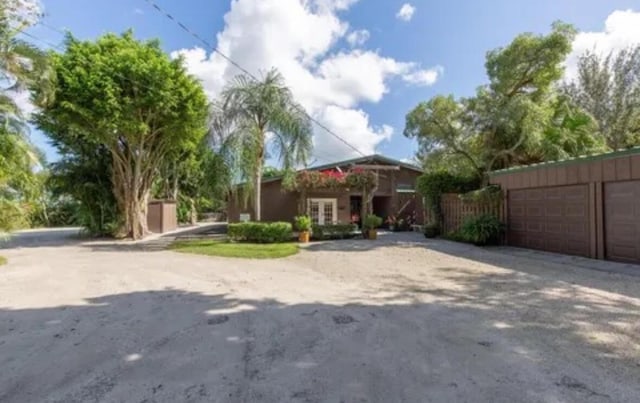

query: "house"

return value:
[490, 147, 640, 264]
[228, 155, 425, 227]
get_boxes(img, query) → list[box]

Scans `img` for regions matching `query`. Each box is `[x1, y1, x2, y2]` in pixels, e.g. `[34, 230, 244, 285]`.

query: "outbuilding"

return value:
[490, 147, 640, 264]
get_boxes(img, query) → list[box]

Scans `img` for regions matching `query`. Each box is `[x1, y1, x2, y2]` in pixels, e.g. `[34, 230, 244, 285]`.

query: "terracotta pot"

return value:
[298, 231, 310, 243]
[367, 229, 377, 240]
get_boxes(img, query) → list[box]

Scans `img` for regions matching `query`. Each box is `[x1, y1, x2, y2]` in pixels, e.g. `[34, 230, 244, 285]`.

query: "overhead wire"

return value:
[141, 0, 368, 158]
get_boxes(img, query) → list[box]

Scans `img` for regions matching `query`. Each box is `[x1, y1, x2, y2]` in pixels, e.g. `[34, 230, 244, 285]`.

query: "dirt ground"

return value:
[1, 229, 640, 402]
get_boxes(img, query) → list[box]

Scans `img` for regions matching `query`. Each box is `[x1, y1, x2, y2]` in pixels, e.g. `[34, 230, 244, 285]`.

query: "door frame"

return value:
[308, 198, 338, 225]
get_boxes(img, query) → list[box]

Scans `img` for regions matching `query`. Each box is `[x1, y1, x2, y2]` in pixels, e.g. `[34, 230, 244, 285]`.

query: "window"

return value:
[308, 198, 337, 225]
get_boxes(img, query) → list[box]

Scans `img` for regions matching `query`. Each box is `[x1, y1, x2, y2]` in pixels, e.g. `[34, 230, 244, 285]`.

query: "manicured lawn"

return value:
[169, 239, 299, 259]
[0, 256, 6, 266]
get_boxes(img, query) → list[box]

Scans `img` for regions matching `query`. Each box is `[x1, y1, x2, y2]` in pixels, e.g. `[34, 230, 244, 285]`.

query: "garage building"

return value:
[490, 147, 640, 264]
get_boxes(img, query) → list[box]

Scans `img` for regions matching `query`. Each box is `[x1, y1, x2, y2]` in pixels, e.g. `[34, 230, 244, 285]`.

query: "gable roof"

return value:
[262, 154, 423, 184]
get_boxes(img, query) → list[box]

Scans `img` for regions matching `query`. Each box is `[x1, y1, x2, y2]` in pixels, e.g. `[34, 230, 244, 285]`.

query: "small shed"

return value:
[490, 147, 640, 265]
[147, 200, 177, 234]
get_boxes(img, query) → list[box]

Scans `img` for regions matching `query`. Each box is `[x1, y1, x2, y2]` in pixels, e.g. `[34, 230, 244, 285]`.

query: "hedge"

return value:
[228, 222, 293, 243]
[311, 223, 358, 240]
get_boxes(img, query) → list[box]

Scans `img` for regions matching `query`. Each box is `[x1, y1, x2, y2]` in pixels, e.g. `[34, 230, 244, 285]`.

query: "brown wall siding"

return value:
[228, 166, 424, 224]
[490, 154, 640, 189]
[228, 181, 299, 223]
[490, 152, 640, 263]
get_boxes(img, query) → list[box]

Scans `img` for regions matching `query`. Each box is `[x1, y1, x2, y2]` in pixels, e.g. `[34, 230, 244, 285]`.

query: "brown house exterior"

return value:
[490, 147, 640, 265]
[228, 155, 425, 227]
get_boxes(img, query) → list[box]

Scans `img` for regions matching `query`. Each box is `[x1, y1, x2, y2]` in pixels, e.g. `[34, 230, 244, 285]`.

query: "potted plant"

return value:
[363, 214, 383, 240]
[423, 222, 440, 238]
[386, 215, 397, 231]
[397, 218, 406, 232]
[294, 215, 312, 243]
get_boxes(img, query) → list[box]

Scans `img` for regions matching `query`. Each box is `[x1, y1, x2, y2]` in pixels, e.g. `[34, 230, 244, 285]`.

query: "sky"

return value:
[22, 0, 640, 166]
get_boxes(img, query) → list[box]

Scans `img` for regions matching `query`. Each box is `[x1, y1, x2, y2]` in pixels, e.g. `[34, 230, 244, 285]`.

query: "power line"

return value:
[142, 0, 367, 157]
[33, 15, 369, 160]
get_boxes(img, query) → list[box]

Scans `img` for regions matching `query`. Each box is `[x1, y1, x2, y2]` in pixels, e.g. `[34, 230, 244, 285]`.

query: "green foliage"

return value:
[212, 69, 312, 221]
[0, 0, 50, 233]
[0, 198, 27, 233]
[34, 31, 208, 239]
[294, 215, 311, 232]
[0, 255, 6, 265]
[227, 221, 293, 243]
[155, 139, 230, 220]
[170, 239, 298, 259]
[363, 214, 383, 230]
[286, 168, 377, 191]
[563, 45, 640, 149]
[459, 185, 503, 204]
[458, 214, 504, 246]
[423, 222, 440, 238]
[417, 171, 480, 221]
[262, 166, 285, 179]
[311, 223, 358, 240]
[405, 23, 604, 179]
[44, 137, 119, 236]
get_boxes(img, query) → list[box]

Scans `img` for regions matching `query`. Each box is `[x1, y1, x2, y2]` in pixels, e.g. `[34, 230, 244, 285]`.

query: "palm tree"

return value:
[211, 69, 312, 221]
[0, 0, 49, 232]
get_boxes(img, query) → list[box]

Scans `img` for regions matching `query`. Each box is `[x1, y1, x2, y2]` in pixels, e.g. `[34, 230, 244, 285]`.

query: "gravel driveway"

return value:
[1, 230, 640, 402]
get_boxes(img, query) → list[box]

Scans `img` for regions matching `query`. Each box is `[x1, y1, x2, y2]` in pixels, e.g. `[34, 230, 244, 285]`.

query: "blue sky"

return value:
[26, 0, 640, 165]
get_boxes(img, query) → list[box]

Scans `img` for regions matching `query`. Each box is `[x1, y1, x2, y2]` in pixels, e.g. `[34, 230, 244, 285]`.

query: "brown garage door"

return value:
[508, 185, 591, 257]
[605, 181, 640, 264]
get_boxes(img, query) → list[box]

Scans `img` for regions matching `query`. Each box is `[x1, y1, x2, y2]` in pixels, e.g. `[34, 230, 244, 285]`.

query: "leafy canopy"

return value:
[0, 0, 49, 233]
[34, 31, 209, 238]
[212, 68, 312, 221]
[404, 22, 606, 180]
[563, 45, 640, 149]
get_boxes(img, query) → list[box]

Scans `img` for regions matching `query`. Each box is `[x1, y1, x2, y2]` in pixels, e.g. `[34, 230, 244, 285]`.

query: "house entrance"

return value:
[308, 198, 337, 225]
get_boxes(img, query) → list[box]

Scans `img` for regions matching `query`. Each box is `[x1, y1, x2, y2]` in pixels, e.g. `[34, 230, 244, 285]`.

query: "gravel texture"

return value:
[1, 229, 640, 402]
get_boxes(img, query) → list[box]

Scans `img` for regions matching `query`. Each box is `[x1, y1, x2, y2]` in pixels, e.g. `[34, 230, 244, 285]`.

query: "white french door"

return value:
[308, 198, 337, 225]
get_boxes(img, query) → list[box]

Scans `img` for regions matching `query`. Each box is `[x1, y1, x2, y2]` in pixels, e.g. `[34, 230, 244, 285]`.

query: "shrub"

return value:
[458, 214, 504, 246]
[294, 215, 312, 232]
[363, 214, 383, 230]
[417, 171, 480, 224]
[311, 223, 358, 240]
[228, 221, 293, 243]
[423, 222, 440, 238]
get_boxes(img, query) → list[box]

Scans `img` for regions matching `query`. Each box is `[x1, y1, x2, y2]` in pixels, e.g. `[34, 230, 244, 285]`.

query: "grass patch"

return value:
[0, 256, 6, 266]
[169, 239, 299, 259]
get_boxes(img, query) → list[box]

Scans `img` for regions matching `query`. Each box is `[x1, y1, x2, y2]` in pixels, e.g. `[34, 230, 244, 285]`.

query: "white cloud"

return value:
[346, 29, 369, 47]
[402, 65, 444, 86]
[133, 8, 144, 15]
[396, 3, 416, 22]
[173, 0, 441, 160]
[565, 9, 640, 80]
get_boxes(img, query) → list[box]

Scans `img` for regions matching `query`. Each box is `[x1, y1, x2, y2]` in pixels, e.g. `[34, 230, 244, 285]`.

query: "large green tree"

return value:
[0, 0, 49, 233]
[563, 46, 640, 149]
[404, 23, 606, 181]
[34, 32, 208, 239]
[211, 69, 312, 221]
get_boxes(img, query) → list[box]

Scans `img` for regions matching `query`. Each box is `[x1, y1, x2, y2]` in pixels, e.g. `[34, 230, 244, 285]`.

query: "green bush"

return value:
[363, 214, 383, 230]
[417, 171, 480, 224]
[294, 215, 312, 232]
[423, 222, 440, 238]
[458, 214, 504, 246]
[311, 223, 358, 240]
[228, 221, 293, 243]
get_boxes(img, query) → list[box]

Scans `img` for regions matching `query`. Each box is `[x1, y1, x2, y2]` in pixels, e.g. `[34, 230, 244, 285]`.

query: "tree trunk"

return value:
[111, 154, 150, 240]
[254, 163, 262, 221]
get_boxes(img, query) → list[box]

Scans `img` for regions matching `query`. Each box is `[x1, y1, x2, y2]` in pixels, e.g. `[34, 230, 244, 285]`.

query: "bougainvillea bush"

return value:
[286, 168, 377, 191]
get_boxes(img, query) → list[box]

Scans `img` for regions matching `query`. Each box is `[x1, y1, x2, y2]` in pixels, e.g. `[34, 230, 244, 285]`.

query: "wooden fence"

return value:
[440, 193, 503, 234]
